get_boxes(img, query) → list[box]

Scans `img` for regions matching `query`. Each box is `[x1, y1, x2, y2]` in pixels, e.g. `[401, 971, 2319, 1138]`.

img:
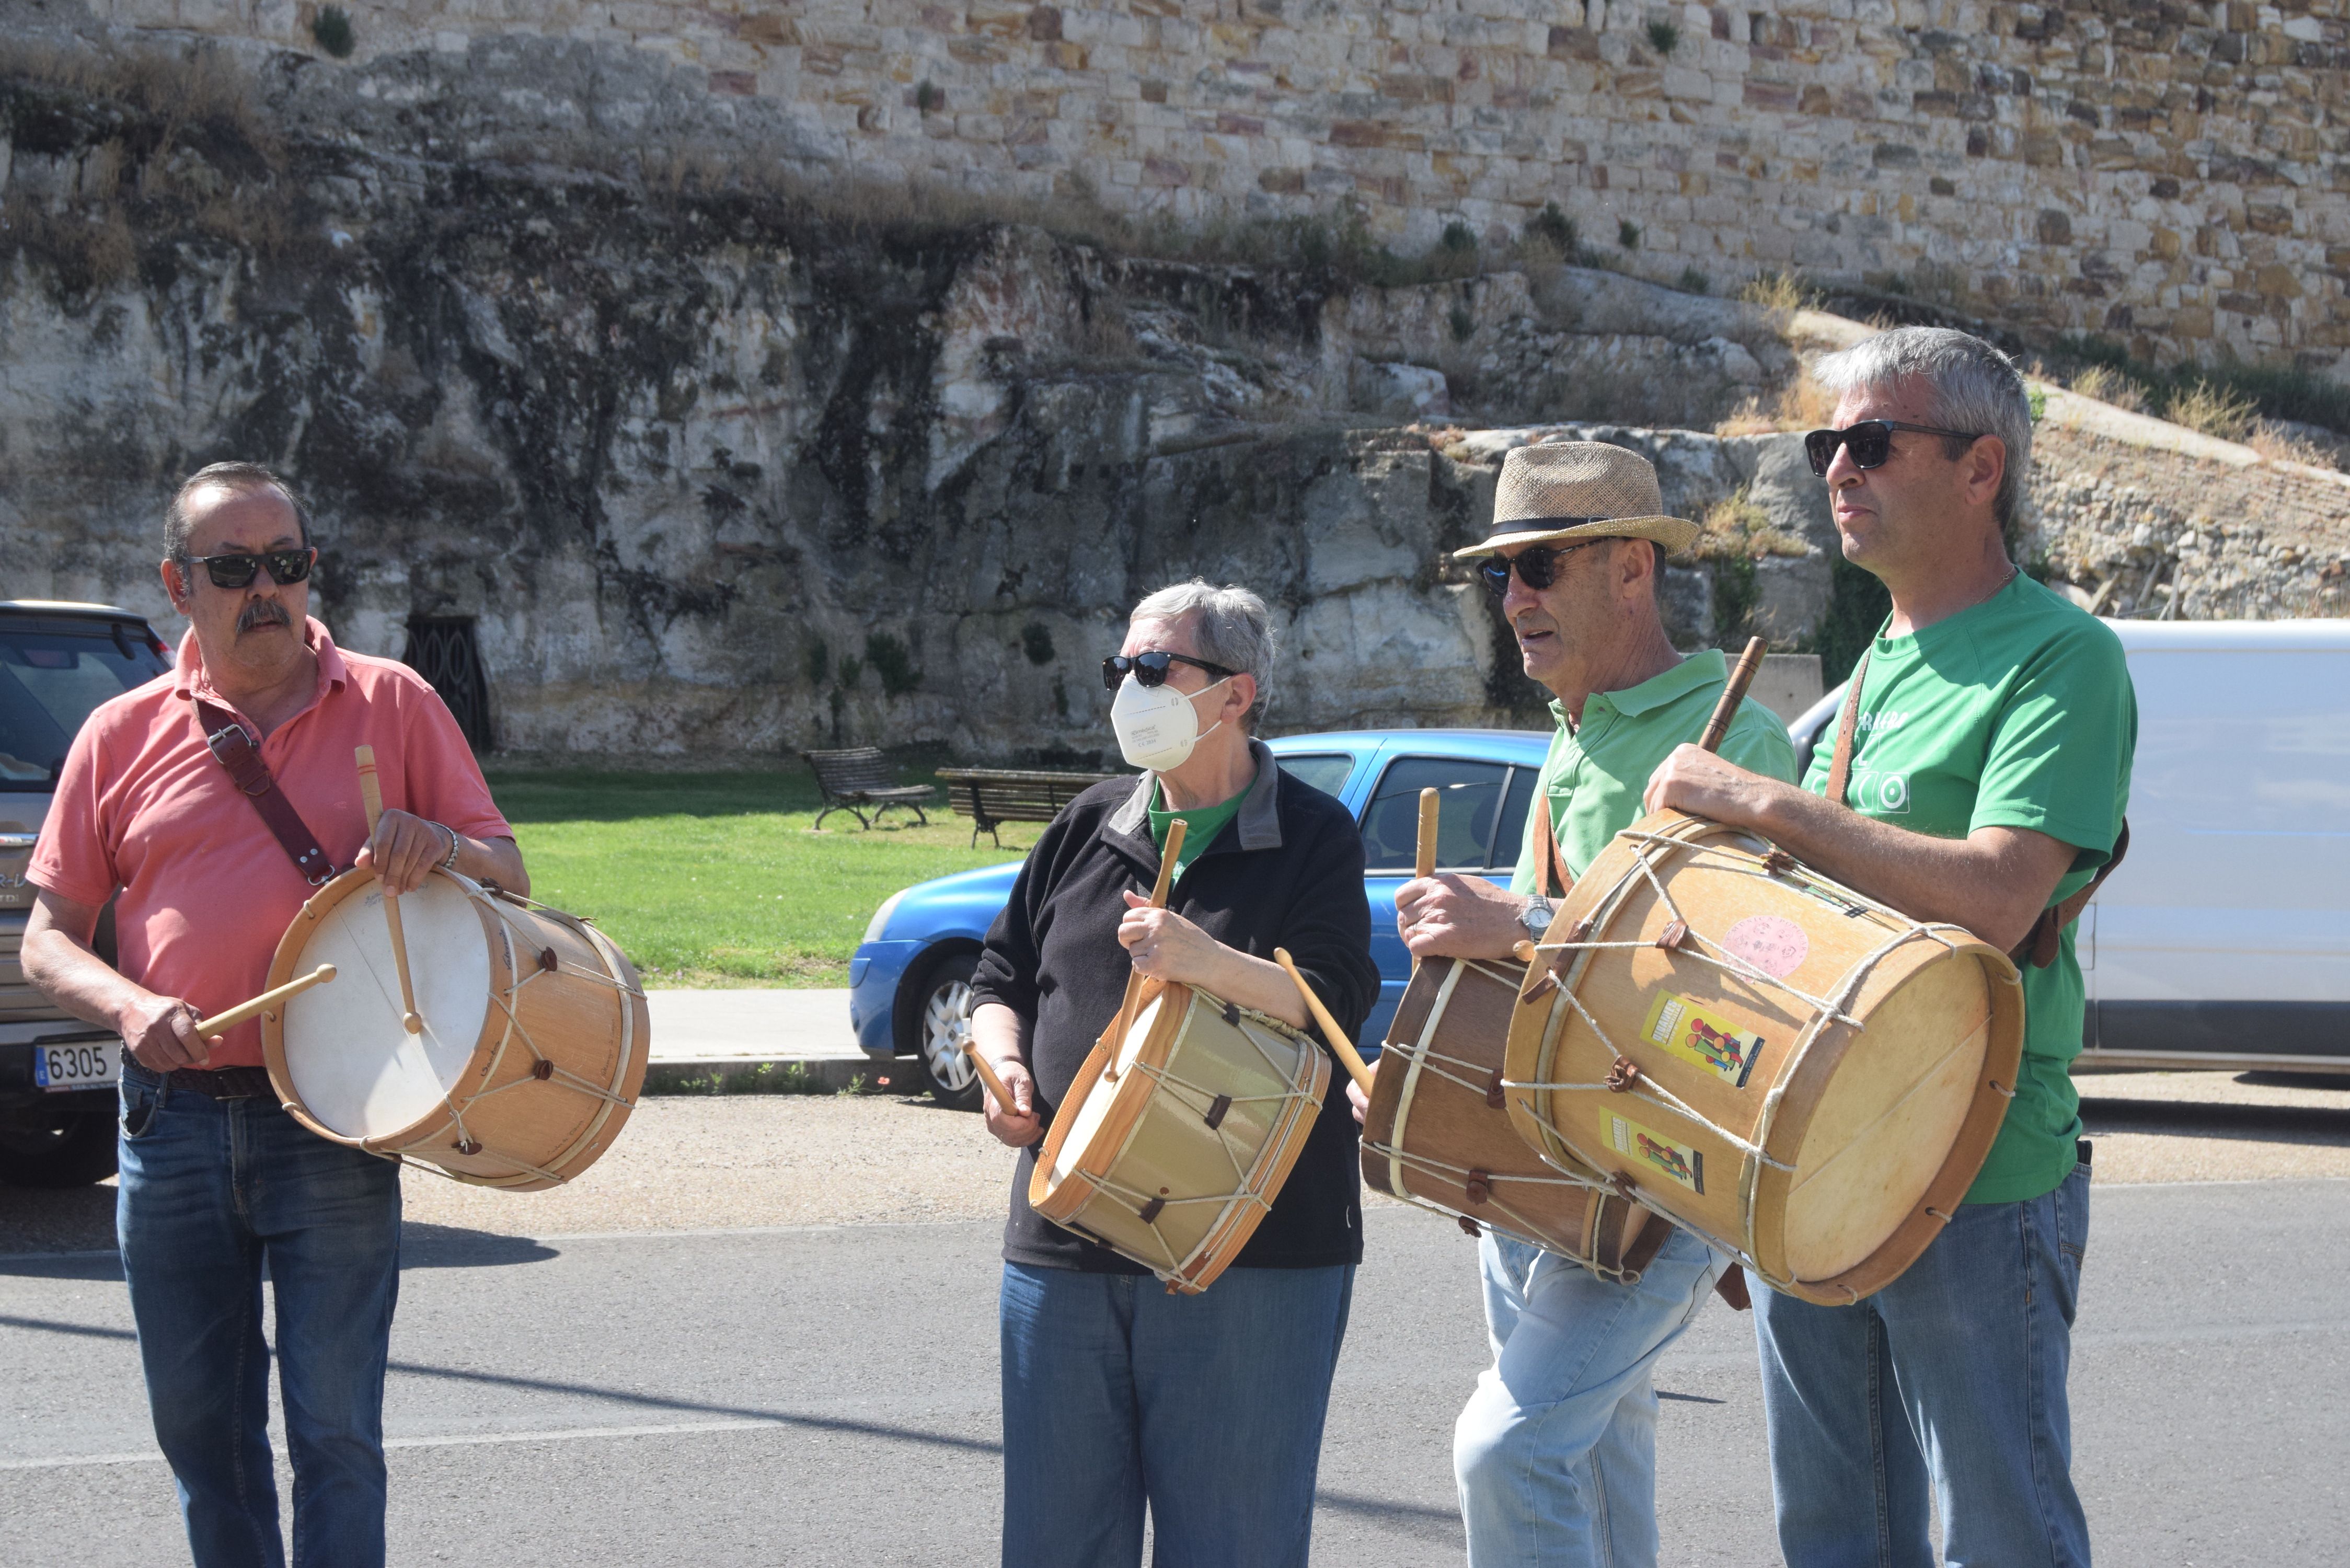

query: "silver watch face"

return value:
[1520, 898, 1555, 936]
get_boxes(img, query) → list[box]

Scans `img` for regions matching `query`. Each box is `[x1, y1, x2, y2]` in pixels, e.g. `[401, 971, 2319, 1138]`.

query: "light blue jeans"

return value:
[117, 1065, 403, 1568]
[1455, 1226, 1727, 1567]
[1752, 1162, 2093, 1567]
[999, 1261, 1353, 1568]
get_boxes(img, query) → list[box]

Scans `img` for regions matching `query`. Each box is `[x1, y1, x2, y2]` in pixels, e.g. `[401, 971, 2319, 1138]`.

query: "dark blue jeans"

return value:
[117, 1065, 402, 1568]
[1752, 1163, 2093, 1568]
[999, 1261, 1354, 1568]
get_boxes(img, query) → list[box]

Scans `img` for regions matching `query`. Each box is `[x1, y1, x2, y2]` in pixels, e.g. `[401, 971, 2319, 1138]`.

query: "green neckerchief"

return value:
[1147, 780, 1246, 878]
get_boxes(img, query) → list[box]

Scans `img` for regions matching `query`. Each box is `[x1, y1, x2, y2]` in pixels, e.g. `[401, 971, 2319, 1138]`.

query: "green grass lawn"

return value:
[482, 767, 1042, 987]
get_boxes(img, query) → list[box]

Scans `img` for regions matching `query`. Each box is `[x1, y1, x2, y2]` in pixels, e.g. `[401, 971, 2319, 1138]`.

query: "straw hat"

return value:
[1452, 441, 1699, 560]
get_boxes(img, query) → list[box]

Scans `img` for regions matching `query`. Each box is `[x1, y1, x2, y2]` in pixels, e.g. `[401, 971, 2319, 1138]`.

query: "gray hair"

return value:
[1813, 327, 2034, 530]
[1128, 579, 1278, 731]
[164, 462, 315, 567]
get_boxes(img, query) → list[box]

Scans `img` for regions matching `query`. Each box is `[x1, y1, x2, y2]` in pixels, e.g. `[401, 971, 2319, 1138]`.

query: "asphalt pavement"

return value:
[3, 1178, 2343, 1566]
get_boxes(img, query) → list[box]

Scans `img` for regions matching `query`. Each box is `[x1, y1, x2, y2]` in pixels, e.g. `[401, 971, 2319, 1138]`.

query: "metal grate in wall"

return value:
[400, 617, 493, 752]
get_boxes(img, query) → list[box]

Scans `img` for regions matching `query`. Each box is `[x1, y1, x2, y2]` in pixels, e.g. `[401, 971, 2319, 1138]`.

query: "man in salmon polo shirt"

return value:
[22, 462, 526, 1568]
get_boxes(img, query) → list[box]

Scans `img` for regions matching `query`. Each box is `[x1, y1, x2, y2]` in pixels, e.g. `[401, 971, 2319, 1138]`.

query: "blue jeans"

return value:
[999, 1261, 1354, 1568]
[1455, 1226, 1726, 1567]
[1753, 1162, 2092, 1568]
[117, 1065, 404, 1568]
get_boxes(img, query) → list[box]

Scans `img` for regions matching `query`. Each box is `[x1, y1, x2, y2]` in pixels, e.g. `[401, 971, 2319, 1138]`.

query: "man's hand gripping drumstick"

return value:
[354, 745, 424, 1034]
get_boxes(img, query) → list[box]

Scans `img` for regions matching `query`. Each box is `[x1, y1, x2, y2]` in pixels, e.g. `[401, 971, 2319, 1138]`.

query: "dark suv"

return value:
[0, 601, 174, 1186]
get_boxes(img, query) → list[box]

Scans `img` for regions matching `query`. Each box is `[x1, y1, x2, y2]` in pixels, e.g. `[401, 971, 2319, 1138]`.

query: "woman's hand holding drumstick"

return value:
[354, 746, 424, 1035]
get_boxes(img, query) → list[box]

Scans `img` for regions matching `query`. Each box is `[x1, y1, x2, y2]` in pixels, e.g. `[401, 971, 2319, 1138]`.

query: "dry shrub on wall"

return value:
[1714, 374, 1839, 437]
[2068, 363, 2151, 413]
[2248, 420, 2345, 472]
[1694, 489, 1808, 562]
[2162, 380, 2259, 443]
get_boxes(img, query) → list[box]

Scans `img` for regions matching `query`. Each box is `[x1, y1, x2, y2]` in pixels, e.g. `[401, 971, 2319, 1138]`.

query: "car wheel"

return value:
[0, 1110, 120, 1188]
[910, 952, 984, 1112]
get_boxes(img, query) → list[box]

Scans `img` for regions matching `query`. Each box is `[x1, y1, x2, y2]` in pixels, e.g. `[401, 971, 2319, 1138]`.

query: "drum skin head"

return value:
[279, 873, 494, 1138]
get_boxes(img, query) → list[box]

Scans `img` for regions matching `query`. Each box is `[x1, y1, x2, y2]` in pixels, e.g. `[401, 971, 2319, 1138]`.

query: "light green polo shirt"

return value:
[1148, 781, 1246, 877]
[1510, 648, 1800, 893]
[1800, 573, 2135, 1205]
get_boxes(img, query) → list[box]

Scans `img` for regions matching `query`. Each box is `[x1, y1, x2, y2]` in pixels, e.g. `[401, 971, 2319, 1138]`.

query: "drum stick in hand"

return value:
[961, 1042, 1017, 1116]
[1274, 947, 1375, 1096]
[1697, 636, 1769, 755]
[196, 965, 337, 1044]
[1414, 787, 1439, 880]
[1107, 818, 1189, 1075]
[355, 746, 424, 1034]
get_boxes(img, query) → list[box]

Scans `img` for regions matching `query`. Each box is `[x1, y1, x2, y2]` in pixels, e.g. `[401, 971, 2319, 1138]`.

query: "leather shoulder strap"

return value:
[1823, 650, 1871, 808]
[190, 698, 339, 886]
[1531, 789, 1572, 900]
[2014, 819, 2130, 969]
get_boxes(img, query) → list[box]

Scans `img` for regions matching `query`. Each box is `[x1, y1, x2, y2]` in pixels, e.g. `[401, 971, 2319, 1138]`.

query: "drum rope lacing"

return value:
[1081, 996, 1319, 1284]
[1504, 822, 1981, 1293]
[376, 900, 643, 1186]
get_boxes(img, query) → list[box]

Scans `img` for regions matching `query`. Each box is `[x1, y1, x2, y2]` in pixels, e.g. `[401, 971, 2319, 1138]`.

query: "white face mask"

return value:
[1111, 672, 1231, 772]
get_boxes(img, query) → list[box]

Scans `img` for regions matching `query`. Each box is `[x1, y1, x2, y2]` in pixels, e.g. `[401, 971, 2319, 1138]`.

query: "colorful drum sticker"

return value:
[1642, 990, 1769, 1088]
[1607, 1112, 1705, 1194]
[1721, 914, 1809, 979]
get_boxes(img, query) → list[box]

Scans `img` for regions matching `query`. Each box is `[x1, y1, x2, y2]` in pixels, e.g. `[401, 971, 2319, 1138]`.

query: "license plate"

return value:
[32, 1039, 121, 1092]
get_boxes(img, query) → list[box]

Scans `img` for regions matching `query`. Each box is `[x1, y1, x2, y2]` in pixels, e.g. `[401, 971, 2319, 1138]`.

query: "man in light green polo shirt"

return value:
[1364, 440, 1794, 1567]
[1648, 328, 2133, 1568]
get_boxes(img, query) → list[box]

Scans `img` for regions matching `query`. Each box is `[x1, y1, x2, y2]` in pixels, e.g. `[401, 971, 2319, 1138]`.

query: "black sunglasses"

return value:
[1803, 420, 1983, 477]
[185, 548, 316, 590]
[1101, 650, 1239, 691]
[1477, 540, 1599, 596]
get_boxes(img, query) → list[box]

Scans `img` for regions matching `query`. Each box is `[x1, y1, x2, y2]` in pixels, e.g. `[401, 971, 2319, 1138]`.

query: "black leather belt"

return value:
[131, 1062, 277, 1099]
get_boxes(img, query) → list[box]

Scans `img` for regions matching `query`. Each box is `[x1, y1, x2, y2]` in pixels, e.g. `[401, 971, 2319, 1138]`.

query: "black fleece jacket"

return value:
[971, 742, 1378, 1273]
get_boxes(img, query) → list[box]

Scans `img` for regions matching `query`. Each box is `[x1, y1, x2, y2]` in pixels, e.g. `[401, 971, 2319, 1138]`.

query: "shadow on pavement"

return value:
[2078, 1098, 2350, 1140]
[399, 1223, 560, 1269]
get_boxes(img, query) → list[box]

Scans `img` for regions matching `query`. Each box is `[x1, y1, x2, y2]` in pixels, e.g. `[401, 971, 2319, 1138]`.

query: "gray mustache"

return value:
[237, 600, 291, 633]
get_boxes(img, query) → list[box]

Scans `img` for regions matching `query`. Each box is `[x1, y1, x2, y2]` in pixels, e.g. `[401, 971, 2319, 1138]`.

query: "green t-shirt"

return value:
[1148, 780, 1246, 877]
[1510, 648, 1801, 893]
[1799, 573, 2136, 1205]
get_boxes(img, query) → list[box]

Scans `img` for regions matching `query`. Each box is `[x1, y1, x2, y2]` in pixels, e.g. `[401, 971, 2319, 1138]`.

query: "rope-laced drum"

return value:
[1501, 810, 2023, 1305]
[262, 868, 650, 1189]
[1363, 954, 1664, 1280]
[1031, 976, 1329, 1295]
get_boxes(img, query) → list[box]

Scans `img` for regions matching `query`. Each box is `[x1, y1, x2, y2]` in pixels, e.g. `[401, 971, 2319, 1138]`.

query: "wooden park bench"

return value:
[937, 767, 1127, 847]
[803, 747, 940, 831]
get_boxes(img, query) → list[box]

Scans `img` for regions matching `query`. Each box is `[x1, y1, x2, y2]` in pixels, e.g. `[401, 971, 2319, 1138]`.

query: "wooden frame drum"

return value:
[1363, 955, 1663, 1280]
[1031, 978, 1329, 1295]
[262, 868, 650, 1189]
[1502, 811, 2023, 1305]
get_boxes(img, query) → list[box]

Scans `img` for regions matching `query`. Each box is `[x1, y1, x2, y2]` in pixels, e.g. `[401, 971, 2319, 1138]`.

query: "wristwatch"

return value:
[1518, 895, 1556, 939]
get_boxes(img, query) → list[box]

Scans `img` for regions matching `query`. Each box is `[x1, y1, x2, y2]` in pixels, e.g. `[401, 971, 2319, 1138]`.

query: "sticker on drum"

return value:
[1607, 1112, 1705, 1194]
[1643, 990, 1768, 1088]
[1721, 914, 1810, 978]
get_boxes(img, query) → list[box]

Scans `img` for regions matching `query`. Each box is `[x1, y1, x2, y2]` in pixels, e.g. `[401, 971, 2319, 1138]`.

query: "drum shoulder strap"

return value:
[190, 697, 340, 886]
[1824, 650, 1870, 809]
[1532, 789, 1572, 900]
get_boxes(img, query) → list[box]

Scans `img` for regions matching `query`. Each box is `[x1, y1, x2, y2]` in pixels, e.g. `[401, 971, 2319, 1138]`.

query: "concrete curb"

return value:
[642, 1056, 911, 1096]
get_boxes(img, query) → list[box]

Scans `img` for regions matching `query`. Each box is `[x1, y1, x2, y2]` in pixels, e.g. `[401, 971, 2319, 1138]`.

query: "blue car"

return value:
[850, 729, 1552, 1108]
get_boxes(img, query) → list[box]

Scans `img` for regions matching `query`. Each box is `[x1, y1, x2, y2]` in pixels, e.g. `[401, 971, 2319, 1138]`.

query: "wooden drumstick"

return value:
[1105, 818, 1188, 1075]
[962, 1041, 1017, 1116]
[355, 745, 424, 1035]
[1274, 947, 1375, 1096]
[196, 965, 337, 1043]
[1415, 786, 1440, 880]
[1697, 636, 1769, 755]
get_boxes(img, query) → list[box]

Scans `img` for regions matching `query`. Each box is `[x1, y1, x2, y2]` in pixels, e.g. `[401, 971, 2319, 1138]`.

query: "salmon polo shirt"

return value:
[28, 617, 512, 1069]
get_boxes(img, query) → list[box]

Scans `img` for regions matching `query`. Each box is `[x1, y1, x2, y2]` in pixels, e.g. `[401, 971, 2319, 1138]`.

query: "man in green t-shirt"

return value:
[1363, 441, 1795, 1567]
[1649, 328, 2134, 1568]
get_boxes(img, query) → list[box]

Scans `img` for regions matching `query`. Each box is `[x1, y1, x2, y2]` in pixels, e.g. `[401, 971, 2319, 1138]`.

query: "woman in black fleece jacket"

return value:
[970, 582, 1377, 1568]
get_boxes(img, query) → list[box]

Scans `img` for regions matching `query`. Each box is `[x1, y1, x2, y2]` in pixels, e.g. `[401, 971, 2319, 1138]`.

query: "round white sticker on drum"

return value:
[279, 876, 496, 1138]
[1720, 914, 1810, 980]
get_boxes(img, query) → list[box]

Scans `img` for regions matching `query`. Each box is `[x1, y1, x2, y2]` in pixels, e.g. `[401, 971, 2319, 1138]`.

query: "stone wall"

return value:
[71, 0, 2350, 380]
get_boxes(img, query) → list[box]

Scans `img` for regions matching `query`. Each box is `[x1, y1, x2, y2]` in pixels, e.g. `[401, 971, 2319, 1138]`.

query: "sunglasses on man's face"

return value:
[1101, 650, 1238, 691]
[1802, 420, 1983, 478]
[1477, 540, 1598, 597]
[186, 548, 316, 590]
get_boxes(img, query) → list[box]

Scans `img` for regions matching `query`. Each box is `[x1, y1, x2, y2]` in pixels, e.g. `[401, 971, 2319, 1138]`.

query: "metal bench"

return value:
[803, 747, 939, 831]
[937, 767, 1127, 847]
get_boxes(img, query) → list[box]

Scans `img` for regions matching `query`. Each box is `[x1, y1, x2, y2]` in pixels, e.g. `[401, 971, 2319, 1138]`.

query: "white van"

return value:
[1790, 618, 2350, 1075]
